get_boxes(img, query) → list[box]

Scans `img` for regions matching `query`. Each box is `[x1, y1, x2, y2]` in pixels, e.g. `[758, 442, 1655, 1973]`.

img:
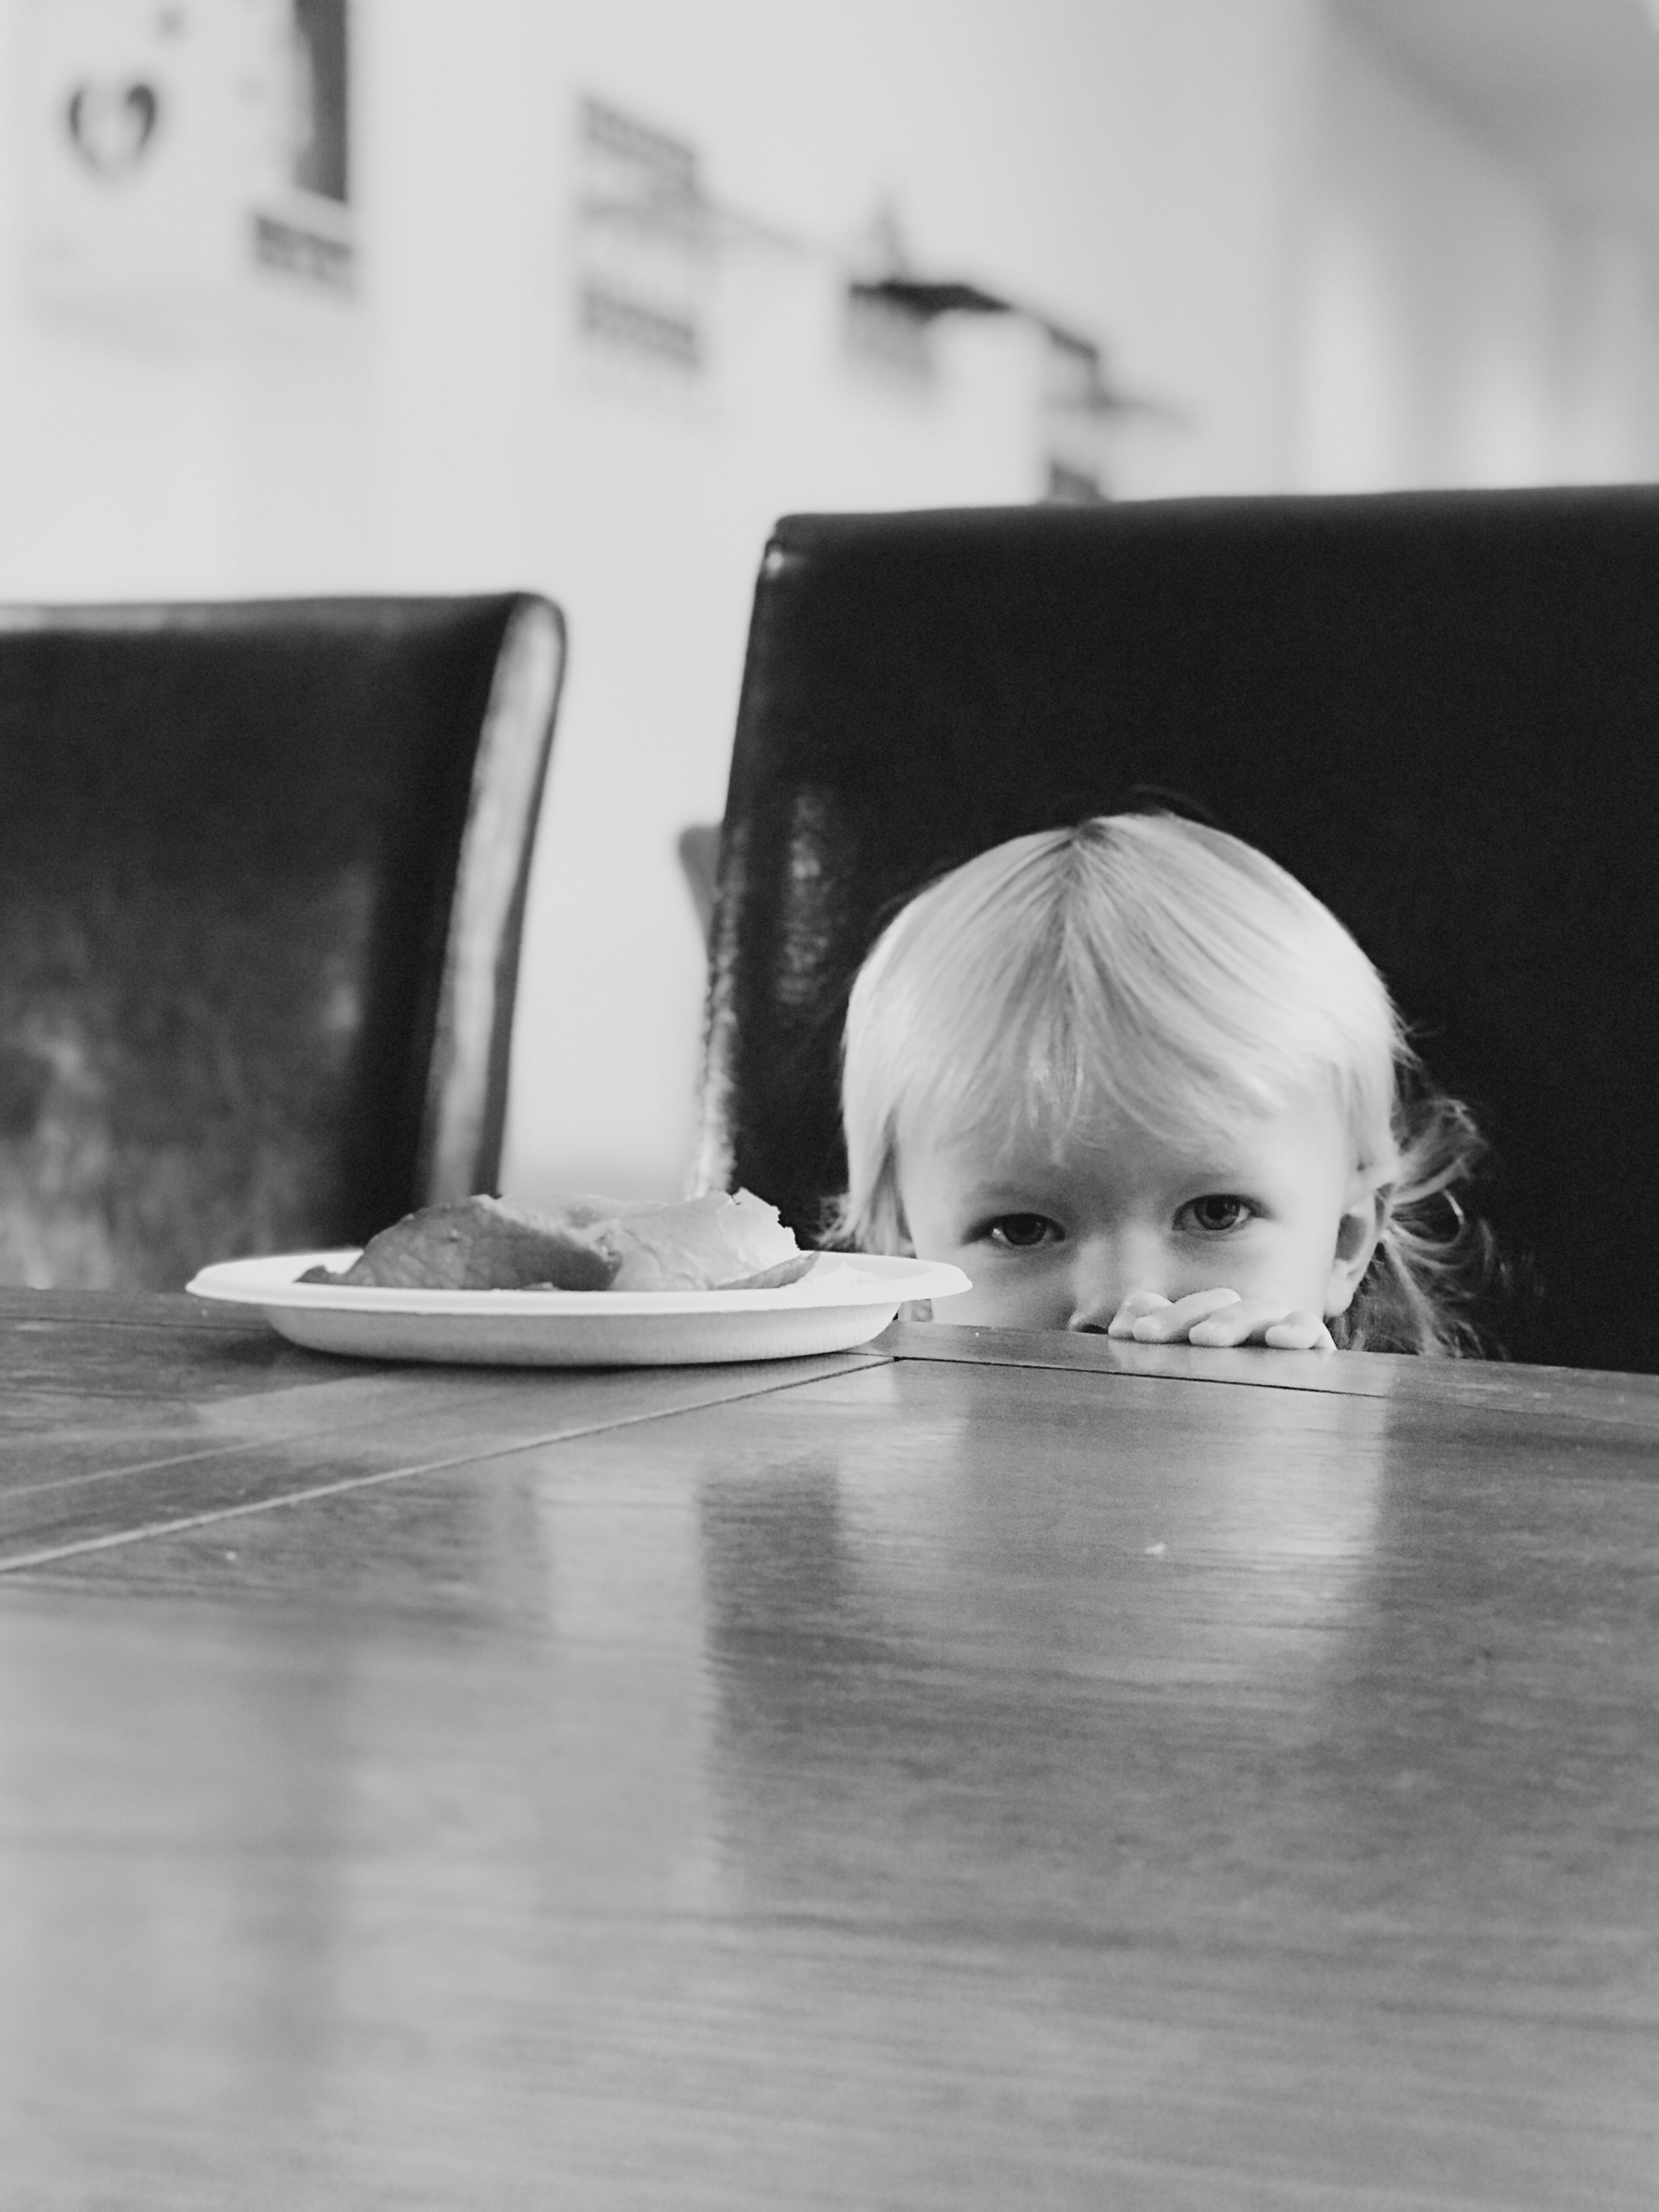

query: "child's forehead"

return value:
[897, 1082, 1353, 1183]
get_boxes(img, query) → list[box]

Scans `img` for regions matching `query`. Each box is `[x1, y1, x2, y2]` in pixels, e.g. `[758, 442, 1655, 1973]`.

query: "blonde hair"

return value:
[835, 814, 1491, 1355]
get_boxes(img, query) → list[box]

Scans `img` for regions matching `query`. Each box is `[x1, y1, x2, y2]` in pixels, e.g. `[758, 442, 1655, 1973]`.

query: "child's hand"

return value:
[1106, 1288, 1335, 1351]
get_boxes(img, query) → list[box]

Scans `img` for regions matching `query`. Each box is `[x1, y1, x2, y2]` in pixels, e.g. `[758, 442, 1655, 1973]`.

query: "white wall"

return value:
[1295, 14, 1659, 492]
[3, 0, 1657, 1208]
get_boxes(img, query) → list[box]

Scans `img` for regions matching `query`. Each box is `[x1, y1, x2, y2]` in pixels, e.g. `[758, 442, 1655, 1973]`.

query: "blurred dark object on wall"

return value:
[698, 491, 1659, 1374]
[0, 593, 562, 1289]
[291, 0, 349, 204]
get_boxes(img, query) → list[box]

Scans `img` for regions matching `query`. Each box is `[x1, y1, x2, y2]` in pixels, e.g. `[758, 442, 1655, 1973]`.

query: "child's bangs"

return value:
[1059, 822, 1402, 1164]
[898, 932, 1306, 1165]
[892, 825, 1400, 1167]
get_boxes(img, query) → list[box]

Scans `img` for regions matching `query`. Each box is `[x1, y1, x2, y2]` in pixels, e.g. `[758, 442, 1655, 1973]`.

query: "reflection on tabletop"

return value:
[1, 1337, 1654, 2207]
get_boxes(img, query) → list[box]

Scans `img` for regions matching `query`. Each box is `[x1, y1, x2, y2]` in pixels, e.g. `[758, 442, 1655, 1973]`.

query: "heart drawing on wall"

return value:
[65, 81, 161, 178]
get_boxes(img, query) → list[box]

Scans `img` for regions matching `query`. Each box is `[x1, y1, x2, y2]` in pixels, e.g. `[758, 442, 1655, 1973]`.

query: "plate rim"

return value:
[185, 1249, 972, 1319]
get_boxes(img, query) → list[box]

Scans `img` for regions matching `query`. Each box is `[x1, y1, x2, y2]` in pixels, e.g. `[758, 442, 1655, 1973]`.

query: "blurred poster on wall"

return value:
[576, 95, 708, 383]
[25, 0, 354, 327]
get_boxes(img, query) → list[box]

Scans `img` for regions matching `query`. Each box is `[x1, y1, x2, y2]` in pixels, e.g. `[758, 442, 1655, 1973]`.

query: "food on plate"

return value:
[595, 1189, 811, 1291]
[299, 1195, 619, 1291]
[299, 1189, 815, 1294]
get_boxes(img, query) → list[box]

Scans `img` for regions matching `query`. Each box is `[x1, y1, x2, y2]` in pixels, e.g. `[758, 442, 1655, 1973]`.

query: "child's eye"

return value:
[1180, 1195, 1256, 1235]
[983, 1213, 1064, 1250]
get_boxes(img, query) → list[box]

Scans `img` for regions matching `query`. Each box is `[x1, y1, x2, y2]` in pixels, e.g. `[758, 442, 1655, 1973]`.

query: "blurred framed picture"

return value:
[25, 0, 355, 323]
[251, 0, 355, 294]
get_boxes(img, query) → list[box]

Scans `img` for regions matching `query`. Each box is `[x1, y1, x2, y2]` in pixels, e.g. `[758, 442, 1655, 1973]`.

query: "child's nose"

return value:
[1065, 1231, 1166, 1333]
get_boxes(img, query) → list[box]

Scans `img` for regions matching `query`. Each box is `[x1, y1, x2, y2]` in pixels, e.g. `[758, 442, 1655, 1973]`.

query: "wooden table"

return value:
[3, 1289, 1656, 2209]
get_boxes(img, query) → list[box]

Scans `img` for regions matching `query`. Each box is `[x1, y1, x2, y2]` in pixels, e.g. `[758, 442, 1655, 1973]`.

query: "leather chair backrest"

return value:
[697, 491, 1659, 1372]
[0, 593, 563, 1289]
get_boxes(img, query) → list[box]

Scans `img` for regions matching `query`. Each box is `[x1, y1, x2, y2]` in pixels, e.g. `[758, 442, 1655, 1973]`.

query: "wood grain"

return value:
[0, 1292, 889, 1569]
[1, 1308, 1655, 2209]
[883, 1316, 1659, 1423]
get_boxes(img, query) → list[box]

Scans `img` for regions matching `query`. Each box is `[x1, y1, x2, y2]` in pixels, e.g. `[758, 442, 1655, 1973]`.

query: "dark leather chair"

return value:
[0, 593, 563, 1289]
[697, 491, 1659, 1372]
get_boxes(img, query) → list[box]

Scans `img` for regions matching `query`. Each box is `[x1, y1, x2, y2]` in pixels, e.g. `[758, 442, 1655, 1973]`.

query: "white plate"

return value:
[185, 1250, 972, 1367]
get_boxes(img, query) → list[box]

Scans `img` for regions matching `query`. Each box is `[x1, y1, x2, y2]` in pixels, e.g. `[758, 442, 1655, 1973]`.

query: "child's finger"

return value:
[1187, 1298, 1281, 1346]
[1263, 1314, 1335, 1351]
[1104, 1289, 1173, 1338]
[1189, 1303, 1332, 1350]
[1128, 1287, 1241, 1342]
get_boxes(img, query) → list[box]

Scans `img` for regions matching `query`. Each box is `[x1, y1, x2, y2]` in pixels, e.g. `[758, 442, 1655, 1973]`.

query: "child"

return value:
[834, 813, 1490, 1354]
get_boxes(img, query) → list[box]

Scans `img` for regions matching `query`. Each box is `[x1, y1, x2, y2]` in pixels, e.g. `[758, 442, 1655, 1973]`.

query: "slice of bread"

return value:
[599, 1190, 809, 1291]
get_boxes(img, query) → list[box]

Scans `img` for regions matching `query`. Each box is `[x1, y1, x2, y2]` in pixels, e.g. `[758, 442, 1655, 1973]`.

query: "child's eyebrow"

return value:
[957, 1176, 1069, 1200]
[960, 1185, 1079, 1220]
[948, 1189, 1056, 1217]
